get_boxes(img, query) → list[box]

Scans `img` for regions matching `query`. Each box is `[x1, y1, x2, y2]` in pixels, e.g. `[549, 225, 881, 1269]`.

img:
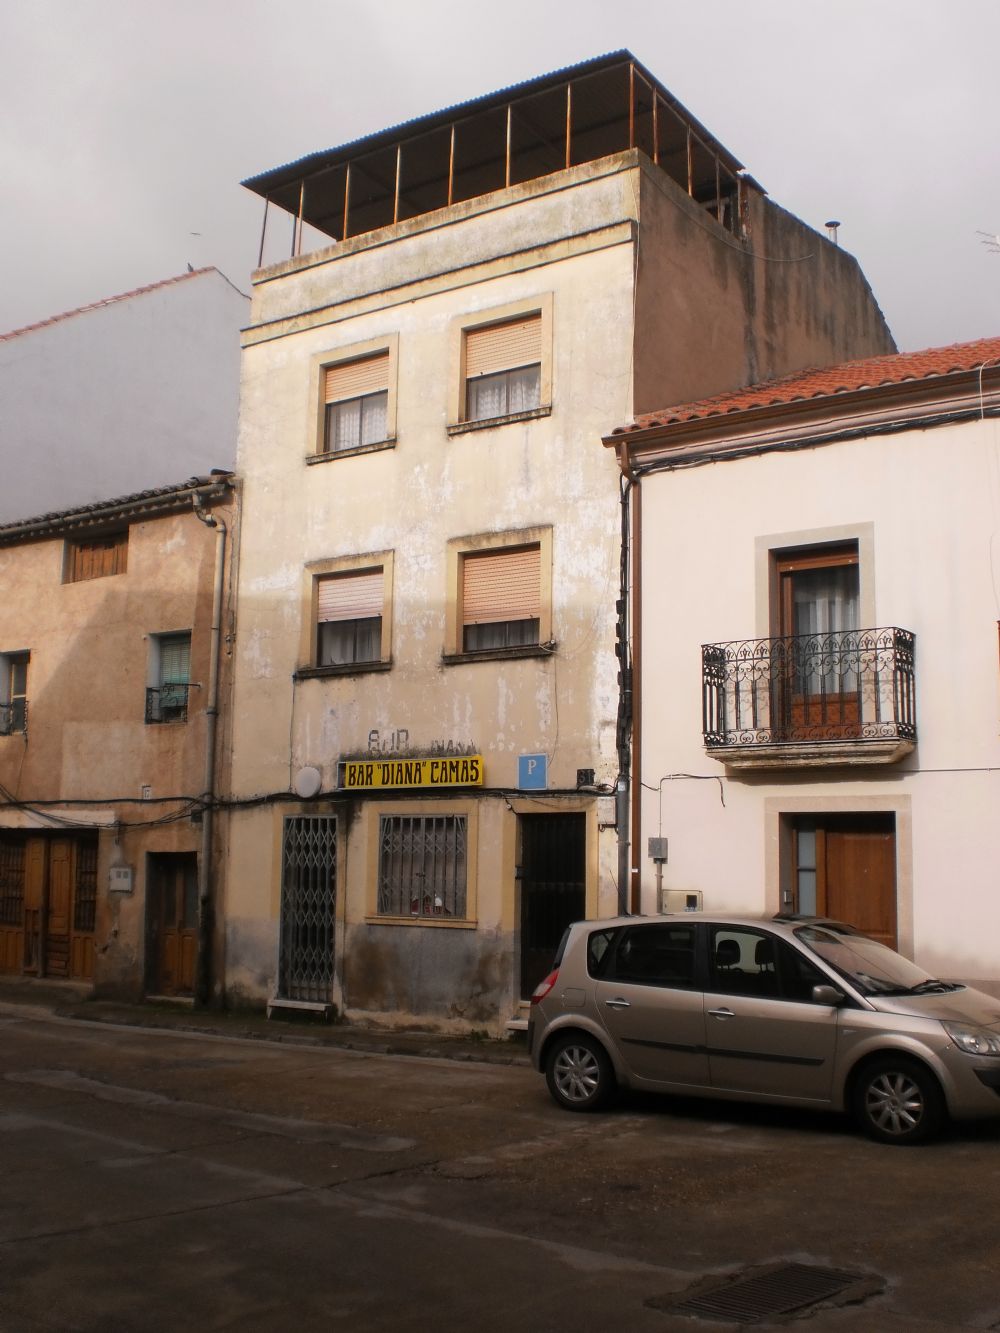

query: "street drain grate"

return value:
[655, 1263, 876, 1324]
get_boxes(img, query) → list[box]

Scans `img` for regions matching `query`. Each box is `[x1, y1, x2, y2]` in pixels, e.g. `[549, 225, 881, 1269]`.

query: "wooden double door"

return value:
[0, 834, 96, 979]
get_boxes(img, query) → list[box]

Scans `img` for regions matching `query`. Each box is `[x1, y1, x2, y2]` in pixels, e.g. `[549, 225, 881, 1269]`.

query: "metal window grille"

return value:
[377, 815, 467, 918]
[0, 839, 25, 927]
[74, 841, 98, 933]
[278, 816, 337, 1002]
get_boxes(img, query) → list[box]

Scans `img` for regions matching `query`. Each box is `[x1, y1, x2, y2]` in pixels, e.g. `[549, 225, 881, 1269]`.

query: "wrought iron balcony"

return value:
[0, 700, 26, 735]
[702, 628, 916, 768]
[145, 684, 190, 724]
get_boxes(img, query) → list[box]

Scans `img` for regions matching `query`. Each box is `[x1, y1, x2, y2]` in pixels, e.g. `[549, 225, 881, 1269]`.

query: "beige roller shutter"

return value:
[465, 314, 541, 379]
[463, 546, 540, 624]
[317, 570, 383, 623]
[325, 352, 389, 404]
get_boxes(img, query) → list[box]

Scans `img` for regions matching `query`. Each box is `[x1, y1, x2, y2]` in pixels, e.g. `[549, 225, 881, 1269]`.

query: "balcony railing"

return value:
[0, 700, 26, 735]
[702, 627, 916, 760]
[145, 684, 190, 724]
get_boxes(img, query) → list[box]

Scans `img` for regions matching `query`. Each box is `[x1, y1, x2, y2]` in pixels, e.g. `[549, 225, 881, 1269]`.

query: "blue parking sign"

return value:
[518, 753, 547, 790]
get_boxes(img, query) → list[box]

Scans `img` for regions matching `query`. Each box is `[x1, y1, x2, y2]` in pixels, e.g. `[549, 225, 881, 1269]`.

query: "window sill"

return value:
[295, 659, 392, 681]
[441, 642, 556, 666]
[365, 914, 476, 930]
[145, 718, 189, 726]
[307, 437, 396, 465]
[446, 405, 551, 436]
[706, 738, 916, 770]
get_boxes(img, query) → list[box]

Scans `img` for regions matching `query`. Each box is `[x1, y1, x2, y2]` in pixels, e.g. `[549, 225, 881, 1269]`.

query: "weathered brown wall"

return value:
[632, 159, 895, 414]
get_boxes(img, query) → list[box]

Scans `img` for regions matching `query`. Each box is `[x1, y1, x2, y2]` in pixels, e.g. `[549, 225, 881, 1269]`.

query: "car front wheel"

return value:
[545, 1033, 616, 1112]
[851, 1056, 946, 1145]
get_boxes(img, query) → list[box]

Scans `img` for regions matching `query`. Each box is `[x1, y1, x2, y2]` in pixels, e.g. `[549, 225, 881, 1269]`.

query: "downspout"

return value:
[614, 445, 636, 916]
[630, 463, 642, 914]
[193, 495, 227, 1007]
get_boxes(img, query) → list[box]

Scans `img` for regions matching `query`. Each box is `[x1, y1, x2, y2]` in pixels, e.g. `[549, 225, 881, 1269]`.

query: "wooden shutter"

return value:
[317, 570, 383, 623]
[465, 315, 541, 379]
[324, 352, 389, 404]
[70, 532, 128, 581]
[463, 546, 540, 625]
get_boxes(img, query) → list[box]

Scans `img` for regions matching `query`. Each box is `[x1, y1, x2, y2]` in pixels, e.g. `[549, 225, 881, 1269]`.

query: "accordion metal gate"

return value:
[278, 816, 337, 1003]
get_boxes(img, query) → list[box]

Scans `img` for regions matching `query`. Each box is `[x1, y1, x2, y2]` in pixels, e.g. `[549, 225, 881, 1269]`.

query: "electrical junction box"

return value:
[109, 866, 134, 894]
[660, 888, 703, 914]
[648, 837, 668, 863]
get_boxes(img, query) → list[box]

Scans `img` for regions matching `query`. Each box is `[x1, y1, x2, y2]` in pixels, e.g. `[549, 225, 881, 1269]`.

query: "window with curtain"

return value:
[316, 569, 383, 666]
[462, 544, 540, 652]
[464, 314, 541, 422]
[776, 544, 860, 700]
[323, 352, 389, 453]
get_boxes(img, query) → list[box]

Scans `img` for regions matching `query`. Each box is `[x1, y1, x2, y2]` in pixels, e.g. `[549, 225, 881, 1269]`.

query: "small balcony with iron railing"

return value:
[701, 627, 916, 768]
[145, 684, 190, 724]
[0, 699, 26, 736]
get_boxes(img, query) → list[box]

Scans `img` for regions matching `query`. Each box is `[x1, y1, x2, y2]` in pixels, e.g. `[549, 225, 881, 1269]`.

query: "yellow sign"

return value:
[339, 755, 484, 790]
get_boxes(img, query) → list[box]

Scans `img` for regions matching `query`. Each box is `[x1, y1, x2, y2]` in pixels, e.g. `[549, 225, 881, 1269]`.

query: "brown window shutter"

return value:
[324, 352, 389, 404]
[463, 546, 540, 624]
[317, 570, 383, 623]
[465, 315, 541, 379]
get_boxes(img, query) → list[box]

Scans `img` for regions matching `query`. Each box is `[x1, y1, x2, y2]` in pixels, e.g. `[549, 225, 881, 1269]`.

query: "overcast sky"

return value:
[4, 0, 999, 353]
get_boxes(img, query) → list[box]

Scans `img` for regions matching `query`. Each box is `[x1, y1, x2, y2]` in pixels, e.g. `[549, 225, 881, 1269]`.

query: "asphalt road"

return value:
[2, 1009, 999, 1332]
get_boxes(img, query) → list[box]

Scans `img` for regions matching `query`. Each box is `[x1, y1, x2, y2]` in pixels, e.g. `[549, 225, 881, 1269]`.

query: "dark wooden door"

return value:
[150, 854, 198, 995]
[519, 813, 586, 1000]
[46, 839, 73, 977]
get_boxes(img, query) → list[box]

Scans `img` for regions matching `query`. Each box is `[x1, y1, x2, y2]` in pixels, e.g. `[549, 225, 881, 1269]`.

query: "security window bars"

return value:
[462, 545, 540, 652]
[279, 816, 337, 1003]
[324, 353, 389, 453]
[146, 633, 191, 723]
[0, 653, 28, 735]
[0, 838, 25, 926]
[74, 842, 98, 933]
[464, 314, 542, 422]
[377, 815, 467, 919]
[317, 570, 383, 667]
[67, 532, 128, 582]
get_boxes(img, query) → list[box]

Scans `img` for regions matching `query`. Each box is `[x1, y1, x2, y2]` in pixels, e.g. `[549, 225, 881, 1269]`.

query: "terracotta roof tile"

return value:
[0, 269, 220, 342]
[615, 336, 1000, 434]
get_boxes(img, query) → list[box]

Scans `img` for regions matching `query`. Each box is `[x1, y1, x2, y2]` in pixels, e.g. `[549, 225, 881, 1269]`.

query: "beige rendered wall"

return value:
[225, 162, 640, 1020]
[637, 416, 1000, 990]
[0, 503, 232, 996]
[632, 160, 895, 414]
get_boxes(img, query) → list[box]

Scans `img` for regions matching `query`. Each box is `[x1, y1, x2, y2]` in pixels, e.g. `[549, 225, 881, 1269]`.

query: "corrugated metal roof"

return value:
[242, 50, 743, 195]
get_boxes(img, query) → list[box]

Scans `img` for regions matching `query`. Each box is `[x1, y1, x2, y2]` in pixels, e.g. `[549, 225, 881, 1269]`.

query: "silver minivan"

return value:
[528, 914, 1000, 1144]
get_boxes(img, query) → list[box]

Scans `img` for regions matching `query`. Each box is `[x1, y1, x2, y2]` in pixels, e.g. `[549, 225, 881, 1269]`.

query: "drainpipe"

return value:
[615, 446, 636, 916]
[192, 495, 227, 1007]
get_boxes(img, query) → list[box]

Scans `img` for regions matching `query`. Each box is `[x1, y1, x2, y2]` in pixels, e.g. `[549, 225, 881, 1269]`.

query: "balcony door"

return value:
[787, 814, 896, 948]
[775, 544, 860, 738]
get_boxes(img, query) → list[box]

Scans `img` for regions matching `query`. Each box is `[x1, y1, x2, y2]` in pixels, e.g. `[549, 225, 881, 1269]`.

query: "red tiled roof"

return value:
[0, 268, 220, 342]
[614, 336, 1000, 434]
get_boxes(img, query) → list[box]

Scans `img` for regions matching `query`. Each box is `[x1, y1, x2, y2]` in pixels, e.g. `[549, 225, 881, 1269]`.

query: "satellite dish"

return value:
[293, 766, 322, 799]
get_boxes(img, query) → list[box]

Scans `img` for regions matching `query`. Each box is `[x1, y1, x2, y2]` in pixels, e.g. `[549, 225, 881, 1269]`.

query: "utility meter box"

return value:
[647, 837, 669, 863]
[660, 888, 703, 914]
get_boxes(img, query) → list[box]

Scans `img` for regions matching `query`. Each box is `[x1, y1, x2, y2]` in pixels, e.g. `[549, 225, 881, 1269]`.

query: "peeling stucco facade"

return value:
[224, 138, 894, 1033]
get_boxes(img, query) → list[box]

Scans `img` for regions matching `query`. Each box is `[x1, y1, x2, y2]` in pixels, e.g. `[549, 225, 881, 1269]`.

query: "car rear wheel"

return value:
[852, 1056, 946, 1145]
[545, 1033, 615, 1112]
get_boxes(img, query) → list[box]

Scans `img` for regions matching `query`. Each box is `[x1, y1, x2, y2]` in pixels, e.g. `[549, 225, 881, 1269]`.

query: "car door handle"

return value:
[604, 998, 631, 1010]
[708, 1007, 734, 1019]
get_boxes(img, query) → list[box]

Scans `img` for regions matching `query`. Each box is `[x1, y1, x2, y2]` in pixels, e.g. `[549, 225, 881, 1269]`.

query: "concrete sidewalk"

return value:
[0, 975, 530, 1066]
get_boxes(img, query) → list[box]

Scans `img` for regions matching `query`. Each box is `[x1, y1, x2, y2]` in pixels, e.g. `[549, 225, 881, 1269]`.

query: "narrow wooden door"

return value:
[46, 840, 73, 977]
[0, 837, 26, 972]
[150, 854, 198, 995]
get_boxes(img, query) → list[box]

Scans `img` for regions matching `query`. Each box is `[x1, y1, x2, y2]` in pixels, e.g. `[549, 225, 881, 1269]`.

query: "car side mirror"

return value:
[812, 983, 845, 1007]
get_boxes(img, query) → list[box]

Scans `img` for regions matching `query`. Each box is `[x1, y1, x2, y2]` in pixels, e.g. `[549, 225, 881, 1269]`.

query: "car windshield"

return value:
[794, 925, 957, 997]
